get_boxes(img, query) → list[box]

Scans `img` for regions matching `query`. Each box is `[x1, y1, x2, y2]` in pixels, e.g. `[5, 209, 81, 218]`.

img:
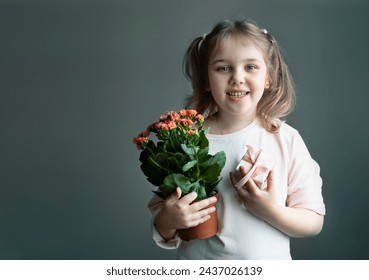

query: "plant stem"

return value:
[194, 148, 200, 180]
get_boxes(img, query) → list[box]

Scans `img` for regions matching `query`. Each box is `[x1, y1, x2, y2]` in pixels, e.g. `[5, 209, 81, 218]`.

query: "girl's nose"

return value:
[229, 69, 245, 85]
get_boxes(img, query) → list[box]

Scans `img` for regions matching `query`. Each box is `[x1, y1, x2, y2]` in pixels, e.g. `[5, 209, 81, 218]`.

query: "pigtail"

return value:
[183, 37, 203, 92]
[183, 36, 216, 115]
[257, 35, 296, 132]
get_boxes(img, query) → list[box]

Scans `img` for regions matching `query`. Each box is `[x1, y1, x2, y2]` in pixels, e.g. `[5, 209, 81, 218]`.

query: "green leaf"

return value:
[198, 130, 209, 149]
[181, 144, 198, 159]
[163, 139, 179, 152]
[182, 160, 197, 172]
[187, 181, 206, 200]
[173, 174, 191, 189]
[175, 152, 189, 167]
[205, 177, 222, 195]
[197, 186, 208, 201]
[155, 152, 170, 168]
[156, 152, 170, 160]
[163, 173, 175, 187]
[157, 185, 177, 199]
[139, 150, 166, 186]
[166, 155, 182, 173]
[202, 151, 226, 169]
[197, 147, 210, 162]
[162, 173, 192, 193]
[201, 164, 221, 184]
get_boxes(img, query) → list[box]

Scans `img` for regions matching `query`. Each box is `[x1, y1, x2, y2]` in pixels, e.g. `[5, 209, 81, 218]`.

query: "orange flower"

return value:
[160, 111, 180, 122]
[195, 114, 204, 121]
[166, 121, 177, 130]
[170, 111, 180, 121]
[135, 109, 203, 149]
[155, 122, 168, 130]
[139, 130, 150, 137]
[178, 119, 194, 126]
[179, 109, 198, 117]
[132, 136, 148, 150]
[179, 109, 187, 117]
[187, 109, 198, 116]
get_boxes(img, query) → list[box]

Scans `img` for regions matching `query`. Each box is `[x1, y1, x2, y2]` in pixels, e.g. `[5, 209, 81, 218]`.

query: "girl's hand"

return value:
[154, 188, 217, 241]
[230, 166, 278, 221]
[230, 167, 324, 237]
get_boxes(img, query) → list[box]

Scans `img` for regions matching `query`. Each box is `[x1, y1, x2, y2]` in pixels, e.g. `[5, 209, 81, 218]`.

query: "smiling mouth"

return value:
[227, 91, 250, 97]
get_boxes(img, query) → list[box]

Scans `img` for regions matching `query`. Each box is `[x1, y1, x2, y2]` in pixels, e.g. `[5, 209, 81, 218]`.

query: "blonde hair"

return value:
[183, 19, 295, 132]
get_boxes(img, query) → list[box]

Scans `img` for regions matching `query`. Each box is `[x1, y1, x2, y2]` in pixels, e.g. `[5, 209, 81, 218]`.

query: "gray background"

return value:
[1, 0, 368, 259]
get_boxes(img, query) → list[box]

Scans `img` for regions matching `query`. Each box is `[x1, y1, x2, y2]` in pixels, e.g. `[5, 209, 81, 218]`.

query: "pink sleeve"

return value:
[286, 132, 326, 215]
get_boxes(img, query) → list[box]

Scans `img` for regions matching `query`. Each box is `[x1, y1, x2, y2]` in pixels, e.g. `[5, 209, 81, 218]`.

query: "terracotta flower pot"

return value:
[178, 194, 218, 241]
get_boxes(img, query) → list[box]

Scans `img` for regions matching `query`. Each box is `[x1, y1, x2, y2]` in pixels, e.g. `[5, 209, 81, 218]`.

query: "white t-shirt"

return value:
[148, 119, 325, 259]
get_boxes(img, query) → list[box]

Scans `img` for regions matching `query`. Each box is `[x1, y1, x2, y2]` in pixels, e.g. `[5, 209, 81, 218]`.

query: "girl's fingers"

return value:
[237, 187, 249, 199]
[179, 191, 198, 205]
[245, 178, 259, 194]
[230, 166, 251, 189]
[229, 171, 238, 186]
[190, 206, 216, 227]
[239, 165, 248, 175]
[165, 187, 182, 204]
[266, 169, 275, 191]
[198, 206, 216, 218]
[191, 195, 217, 212]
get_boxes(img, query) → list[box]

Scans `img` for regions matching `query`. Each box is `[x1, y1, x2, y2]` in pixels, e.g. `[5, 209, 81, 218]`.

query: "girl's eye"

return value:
[246, 65, 257, 71]
[217, 66, 231, 72]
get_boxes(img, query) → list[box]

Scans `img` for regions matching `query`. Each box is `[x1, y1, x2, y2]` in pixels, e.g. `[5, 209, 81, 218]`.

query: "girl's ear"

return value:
[264, 76, 271, 89]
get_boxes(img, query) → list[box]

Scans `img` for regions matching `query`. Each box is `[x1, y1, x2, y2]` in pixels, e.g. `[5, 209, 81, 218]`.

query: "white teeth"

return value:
[227, 91, 248, 97]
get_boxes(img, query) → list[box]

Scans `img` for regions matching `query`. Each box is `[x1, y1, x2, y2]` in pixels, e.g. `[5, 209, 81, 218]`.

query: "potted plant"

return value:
[133, 109, 226, 240]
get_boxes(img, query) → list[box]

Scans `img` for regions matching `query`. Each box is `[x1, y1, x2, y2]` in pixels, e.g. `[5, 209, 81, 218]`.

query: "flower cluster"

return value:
[133, 109, 204, 150]
[133, 109, 226, 201]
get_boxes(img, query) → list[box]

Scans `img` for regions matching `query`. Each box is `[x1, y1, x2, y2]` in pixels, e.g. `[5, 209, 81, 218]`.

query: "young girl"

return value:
[148, 19, 325, 259]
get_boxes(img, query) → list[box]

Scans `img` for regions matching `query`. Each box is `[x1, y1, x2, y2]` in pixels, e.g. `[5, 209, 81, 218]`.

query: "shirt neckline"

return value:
[206, 118, 259, 139]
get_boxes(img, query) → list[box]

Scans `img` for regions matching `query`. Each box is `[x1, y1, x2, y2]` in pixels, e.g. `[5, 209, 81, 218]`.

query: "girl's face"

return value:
[207, 36, 269, 120]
